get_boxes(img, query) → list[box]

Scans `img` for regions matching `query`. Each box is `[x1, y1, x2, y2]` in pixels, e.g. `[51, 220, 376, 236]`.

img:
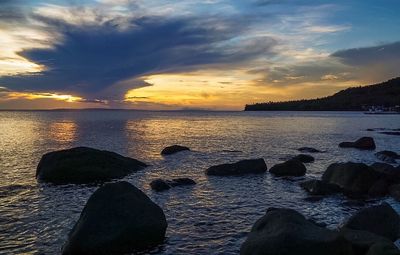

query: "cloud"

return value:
[0, 11, 276, 100]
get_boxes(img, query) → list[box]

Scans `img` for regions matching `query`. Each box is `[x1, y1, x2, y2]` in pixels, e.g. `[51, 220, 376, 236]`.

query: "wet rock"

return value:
[389, 184, 400, 201]
[292, 154, 315, 163]
[375, 151, 400, 163]
[342, 203, 400, 242]
[370, 163, 400, 183]
[205, 158, 267, 176]
[322, 162, 381, 196]
[298, 147, 322, 153]
[161, 145, 190, 155]
[62, 181, 167, 255]
[366, 242, 400, 255]
[36, 147, 147, 184]
[300, 179, 342, 195]
[339, 137, 376, 150]
[341, 228, 393, 255]
[303, 196, 324, 202]
[240, 208, 353, 255]
[380, 132, 400, 136]
[368, 178, 390, 197]
[269, 159, 306, 177]
[150, 178, 196, 192]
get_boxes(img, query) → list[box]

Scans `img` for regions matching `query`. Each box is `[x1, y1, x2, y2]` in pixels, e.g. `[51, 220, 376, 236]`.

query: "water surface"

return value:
[0, 110, 399, 254]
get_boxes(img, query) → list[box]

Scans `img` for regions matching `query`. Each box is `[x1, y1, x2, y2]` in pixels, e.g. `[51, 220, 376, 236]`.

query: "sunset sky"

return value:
[0, 0, 399, 110]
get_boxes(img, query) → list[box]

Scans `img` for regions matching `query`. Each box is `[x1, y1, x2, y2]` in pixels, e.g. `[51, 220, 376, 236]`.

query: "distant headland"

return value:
[245, 77, 400, 111]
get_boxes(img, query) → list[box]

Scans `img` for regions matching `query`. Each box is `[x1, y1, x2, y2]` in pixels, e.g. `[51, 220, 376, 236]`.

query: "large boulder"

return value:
[340, 228, 393, 255]
[269, 159, 307, 177]
[62, 181, 167, 255]
[339, 137, 376, 150]
[240, 208, 353, 255]
[375, 151, 400, 164]
[205, 158, 267, 176]
[342, 203, 400, 242]
[150, 178, 196, 192]
[292, 154, 315, 163]
[389, 184, 400, 201]
[370, 163, 400, 183]
[161, 145, 190, 155]
[322, 162, 381, 196]
[366, 242, 400, 255]
[36, 147, 147, 184]
[300, 179, 342, 195]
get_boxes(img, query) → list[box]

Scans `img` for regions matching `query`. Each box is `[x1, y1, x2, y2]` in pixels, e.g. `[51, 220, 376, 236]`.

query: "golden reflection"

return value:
[49, 121, 77, 143]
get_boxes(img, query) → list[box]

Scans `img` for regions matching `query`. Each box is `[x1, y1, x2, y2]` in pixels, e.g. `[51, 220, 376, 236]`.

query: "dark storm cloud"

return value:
[332, 41, 400, 66]
[0, 14, 277, 99]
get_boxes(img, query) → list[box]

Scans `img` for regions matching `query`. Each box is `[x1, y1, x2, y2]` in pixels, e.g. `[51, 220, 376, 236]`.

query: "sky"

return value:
[0, 0, 399, 110]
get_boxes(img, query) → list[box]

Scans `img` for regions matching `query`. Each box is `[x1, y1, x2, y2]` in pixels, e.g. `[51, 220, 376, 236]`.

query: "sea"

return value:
[0, 110, 399, 254]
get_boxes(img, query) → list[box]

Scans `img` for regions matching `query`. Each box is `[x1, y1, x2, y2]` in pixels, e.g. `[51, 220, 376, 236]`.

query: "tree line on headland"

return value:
[245, 77, 400, 111]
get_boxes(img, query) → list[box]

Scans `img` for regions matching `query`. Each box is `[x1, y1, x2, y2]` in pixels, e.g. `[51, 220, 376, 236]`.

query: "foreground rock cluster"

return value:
[241, 203, 400, 255]
[35, 137, 399, 254]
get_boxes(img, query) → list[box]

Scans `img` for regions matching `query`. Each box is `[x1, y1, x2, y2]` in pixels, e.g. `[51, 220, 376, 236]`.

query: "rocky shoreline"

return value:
[35, 136, 400, 254]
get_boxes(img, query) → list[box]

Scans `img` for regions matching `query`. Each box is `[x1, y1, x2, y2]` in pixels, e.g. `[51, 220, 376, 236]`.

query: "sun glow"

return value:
[5, 92, 83, 102]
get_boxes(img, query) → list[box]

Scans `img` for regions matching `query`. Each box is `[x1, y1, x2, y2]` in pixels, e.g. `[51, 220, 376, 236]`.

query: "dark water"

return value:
[0, 110, 399, 255]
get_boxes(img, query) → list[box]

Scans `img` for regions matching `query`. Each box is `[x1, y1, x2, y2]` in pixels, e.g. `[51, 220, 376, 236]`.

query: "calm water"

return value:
[0, 110, 399, 255]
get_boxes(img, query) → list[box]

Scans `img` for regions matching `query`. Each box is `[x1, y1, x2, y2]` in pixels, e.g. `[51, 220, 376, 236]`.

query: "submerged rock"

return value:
[36, 147, 147, 184]
[375, 150, 400, 163]
[339, 137, 376, 150]
[161, 145, 190, 155]
[298, 147, 323, 153]
[150, 178, 196, 192]
[240, 208, 353, 255]
[62, 181, 167, 255]
[380, 132, 400, 136]
[300, 179, 342, 195]
[342, 203, 400, 242]
[292, 154, 315, 163]
[205, 158, 267, 176]
[269, 159, 306, 177]
[322, 162, 381, 197]
[366, 242, 400, 255]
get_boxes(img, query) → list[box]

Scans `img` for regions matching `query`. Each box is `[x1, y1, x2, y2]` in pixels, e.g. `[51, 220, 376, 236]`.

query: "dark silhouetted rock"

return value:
[292, 154, 315, 163]
[339, 137, 376, 150]
[368, 178, 389, 197]
[375, 150, 400, 163]
[161, 145, 190, 155]
[269, 159, 306, 177]
[300, 179, 342, 195]
[298, 147, 322, 153]
[150, 178, 196, 192]
[366, 242, 400, 255]
[206, 158, 267, 176]
[370, 163, 400, 183]
[322, 162, 381, 196]
[342, 203, 400, 241]
[380, 132, 400, 136]
[389, 184, 400, 201]
[36, 147, 147, 184]
[341, 228, 393, 255]
[240, 208, 353, 255]
[62, 182, 167, 255]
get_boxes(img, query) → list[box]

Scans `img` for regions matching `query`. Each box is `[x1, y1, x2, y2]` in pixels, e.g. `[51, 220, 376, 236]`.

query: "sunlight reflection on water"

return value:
[0, 111, 399, 254]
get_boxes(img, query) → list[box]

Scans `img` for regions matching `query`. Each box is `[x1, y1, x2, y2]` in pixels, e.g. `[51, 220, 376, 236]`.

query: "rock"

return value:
[375, 151, 400, 163]
[62, 181, 167, 255]
[240, 208, 353, 255]
[161, 145, 190, 155]
[300, 179, 342, 195]
[269, 159, 306, 177]
[389, 184, 400, 201]
[36, 147, 147, 184]
[298, 147, 322, 153]
[322, 162, 381, 196]
[150, 178, 196, 192]
[366, 242, 400, 255]
[205, 158, 267, 176]
[370, 163, 400, 183]
[368, 178, 389, 197]
[341, 228, 393, 255]
[303, 196, 324, 202]
[339, 137, 376, 150]
[342, 203, 400, 241]
[292, 154, 315, 163]
[380, 132, 400, 136]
